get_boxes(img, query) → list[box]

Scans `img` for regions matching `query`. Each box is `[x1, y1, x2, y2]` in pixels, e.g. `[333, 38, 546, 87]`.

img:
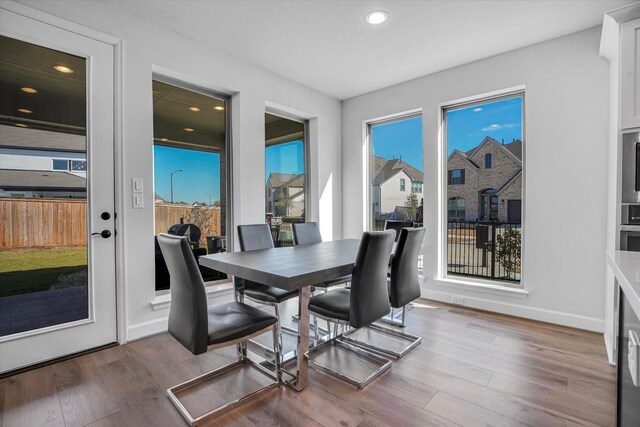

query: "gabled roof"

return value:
[0, 125, 86, 153]
[373, 157, 423, 185]
[465, 136, 522, 165]
[448, 149, 480, 169]
[0, 169, 86, 191]
[497, 170, 523, 194]
[282, 173, 305, 188]
[267, 173, 299, 188]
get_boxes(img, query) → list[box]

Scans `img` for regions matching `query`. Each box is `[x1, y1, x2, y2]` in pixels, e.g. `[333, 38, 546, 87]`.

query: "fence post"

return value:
[490, 223, 496, 279]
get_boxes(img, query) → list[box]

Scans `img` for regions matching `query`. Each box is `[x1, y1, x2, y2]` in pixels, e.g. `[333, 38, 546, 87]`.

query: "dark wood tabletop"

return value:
[198, 239, 361, 291]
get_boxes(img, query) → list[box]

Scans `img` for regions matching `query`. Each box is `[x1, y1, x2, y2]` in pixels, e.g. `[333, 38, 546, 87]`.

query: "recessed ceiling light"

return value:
[189, 106, 200, 112]
[18, 108, 33, 114]
[184, 128, 194, 132]
[15, 123, 28, 128]
[214, 106, 225, 111]
[53, 65, 74, 74]
[366, 10, 387, 25]
[21, 87, 37, 94]
[160, 138, 168, 142]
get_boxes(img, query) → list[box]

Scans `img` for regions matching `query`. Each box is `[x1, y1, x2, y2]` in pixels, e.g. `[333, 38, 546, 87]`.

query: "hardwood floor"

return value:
[0, 300, 616, 426]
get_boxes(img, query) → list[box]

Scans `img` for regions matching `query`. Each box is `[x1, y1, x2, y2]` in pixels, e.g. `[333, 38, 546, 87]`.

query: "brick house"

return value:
[447, 136, 522, 223]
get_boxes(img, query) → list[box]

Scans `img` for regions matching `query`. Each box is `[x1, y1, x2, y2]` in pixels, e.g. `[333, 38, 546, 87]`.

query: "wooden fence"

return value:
[0, 198, 87, 248]
[154, 204, 221, 242]
[0, 198, 221, 248]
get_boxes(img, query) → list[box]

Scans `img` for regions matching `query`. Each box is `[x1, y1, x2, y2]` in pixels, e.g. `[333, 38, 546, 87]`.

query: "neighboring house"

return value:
[447, 136, 522, 223]
[372, 156, 423, 220]
[265, 172, 305, 217]
[0, 125, 86, 199]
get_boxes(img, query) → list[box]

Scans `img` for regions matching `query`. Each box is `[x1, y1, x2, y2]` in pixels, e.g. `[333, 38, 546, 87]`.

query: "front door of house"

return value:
[0, 9, 117, 373]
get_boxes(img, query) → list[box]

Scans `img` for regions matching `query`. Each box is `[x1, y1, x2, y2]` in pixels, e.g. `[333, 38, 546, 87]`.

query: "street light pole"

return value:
[170, 169, 183, 203]
[205, 192, 211, 206]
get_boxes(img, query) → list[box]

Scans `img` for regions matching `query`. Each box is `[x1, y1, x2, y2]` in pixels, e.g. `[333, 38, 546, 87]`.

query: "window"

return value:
[265, 112, 306, 247]
[443, 92, 524, 287]
[71, 160, 87, 171]
[448, 169, 465, 185]
[52, 159, 69, 171]
[447, 197, 465, 220]
[152, 78, 230, 291]
[368, 114, 423, 229]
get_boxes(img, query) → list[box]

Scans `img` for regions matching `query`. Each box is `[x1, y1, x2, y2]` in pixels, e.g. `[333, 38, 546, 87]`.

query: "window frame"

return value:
[485, 153, 492, 169]
[151, 73, 233, 293]
[448, 168, 465, 185]
[365, 109, 423, 231]
[264, 109, 310, 224]
[441, 89, 525, 288]
[400, 178, 406, 192]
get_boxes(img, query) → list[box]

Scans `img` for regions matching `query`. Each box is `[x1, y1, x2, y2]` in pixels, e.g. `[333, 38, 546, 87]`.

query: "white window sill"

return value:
[432, 276, 529, 299]
[150, 281, 234, 311]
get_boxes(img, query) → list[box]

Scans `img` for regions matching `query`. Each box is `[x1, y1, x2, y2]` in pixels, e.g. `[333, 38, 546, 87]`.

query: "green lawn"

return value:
[0, 247, 87, 297]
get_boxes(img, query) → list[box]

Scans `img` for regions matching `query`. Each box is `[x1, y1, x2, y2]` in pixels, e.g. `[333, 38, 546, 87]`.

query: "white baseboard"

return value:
[423, 288, 605, 333]
[126, 317, 168, 341]
[604, 332, 617, 366]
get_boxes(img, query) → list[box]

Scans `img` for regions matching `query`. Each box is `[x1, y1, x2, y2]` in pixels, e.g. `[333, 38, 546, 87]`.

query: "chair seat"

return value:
[207, 302, 277, 345]
[242, 281, 299, 304]
[314, 274, 352, 288]
[308, 288, 350, 321]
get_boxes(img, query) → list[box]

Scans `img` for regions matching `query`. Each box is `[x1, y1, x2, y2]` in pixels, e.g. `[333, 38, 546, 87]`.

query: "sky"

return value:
[447, 97, 523, 155]
[372, 116, 423, 172]
[154, 145, 220, 204]
[153, 98, 521, 204]
[265, 140, 305, 181]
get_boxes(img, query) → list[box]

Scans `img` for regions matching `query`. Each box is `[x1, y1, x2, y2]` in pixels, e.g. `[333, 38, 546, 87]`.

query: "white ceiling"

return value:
[111, 0, 633, 100]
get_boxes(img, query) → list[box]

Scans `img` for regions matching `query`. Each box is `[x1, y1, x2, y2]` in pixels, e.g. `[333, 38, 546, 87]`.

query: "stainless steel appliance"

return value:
[618, 290, 640, 426]
[621, 204, 640, 225]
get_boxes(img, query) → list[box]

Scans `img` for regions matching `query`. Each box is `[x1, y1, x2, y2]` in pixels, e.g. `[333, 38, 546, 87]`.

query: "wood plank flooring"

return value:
[0, 300, 616, 426]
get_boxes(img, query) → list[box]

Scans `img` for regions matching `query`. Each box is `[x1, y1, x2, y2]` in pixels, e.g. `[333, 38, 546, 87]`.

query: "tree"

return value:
[494, 228, 521, 278]
[275, 193, 293, 217]
[212, 200, 221, 208]
[404, 192, 419, 221]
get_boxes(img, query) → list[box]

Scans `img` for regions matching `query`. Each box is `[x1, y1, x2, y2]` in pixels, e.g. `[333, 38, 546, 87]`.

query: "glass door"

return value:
[0, 10, 116, 373]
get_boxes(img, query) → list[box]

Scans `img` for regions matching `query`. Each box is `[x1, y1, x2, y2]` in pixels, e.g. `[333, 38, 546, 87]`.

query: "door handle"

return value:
[91, 230, 112, 239]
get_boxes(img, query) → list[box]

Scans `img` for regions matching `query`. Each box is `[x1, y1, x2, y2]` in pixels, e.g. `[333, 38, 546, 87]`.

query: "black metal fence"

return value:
[447, 221, 521, 285]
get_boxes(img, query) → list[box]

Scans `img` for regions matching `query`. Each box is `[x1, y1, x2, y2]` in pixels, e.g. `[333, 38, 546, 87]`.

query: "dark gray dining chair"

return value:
[343, 227, 425, 358]
[157, 233, 281, 426]
[236, 224, 299, 359]
[292, 222, 352, 289]
[306, 230, 395, 389]
[384, 219, 414, 241]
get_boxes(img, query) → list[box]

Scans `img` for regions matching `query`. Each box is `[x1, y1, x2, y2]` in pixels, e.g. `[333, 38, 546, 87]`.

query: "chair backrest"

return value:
[349, 230, 395, 328]
[384, 220, 414, 241]
[292, 222, 322, 245]
[389, 227, 426, 308]
[157, 233, 208, 355]
[237, 224, 274, 251]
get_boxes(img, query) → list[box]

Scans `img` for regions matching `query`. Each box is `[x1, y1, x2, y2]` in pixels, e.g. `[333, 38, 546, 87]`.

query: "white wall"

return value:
[0, 148, 85, 172]
[380, 170, 412, 214]
[342, 27, 610, 332]
[13, 0, 342, 340]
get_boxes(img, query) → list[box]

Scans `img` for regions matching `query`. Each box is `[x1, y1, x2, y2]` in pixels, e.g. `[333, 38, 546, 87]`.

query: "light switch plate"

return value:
[132, 178, 143, 193]
[629, 330, 639, 387]
[133, 194, 144, 209]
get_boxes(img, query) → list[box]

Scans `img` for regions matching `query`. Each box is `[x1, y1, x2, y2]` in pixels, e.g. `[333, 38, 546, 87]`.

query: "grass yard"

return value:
[0, 247, 87, 297]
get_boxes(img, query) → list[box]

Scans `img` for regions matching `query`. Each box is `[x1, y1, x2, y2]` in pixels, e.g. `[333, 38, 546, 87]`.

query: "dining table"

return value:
[198, 238, 362, 391]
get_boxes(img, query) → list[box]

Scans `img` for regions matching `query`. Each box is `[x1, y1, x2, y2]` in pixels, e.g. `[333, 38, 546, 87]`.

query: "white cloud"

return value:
[473, 108, 483, 112]
[480, 122, 518, 132]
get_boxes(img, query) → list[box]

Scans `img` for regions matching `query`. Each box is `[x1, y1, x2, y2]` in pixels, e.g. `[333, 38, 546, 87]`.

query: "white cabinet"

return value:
[621, 18, 640, 130]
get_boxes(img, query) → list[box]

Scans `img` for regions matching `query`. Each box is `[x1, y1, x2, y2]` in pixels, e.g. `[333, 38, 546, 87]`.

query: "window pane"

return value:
[445, 95, 523, 287]
[0, 35, 88, 336]
[370, 115, 423, 230]
[71, 160, 87, 171]
[265, 113, 305, 247]
[152, 80, 228, 291]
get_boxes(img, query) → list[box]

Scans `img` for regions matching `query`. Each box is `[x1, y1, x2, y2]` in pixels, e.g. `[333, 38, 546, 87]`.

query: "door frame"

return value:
[1, 1, 127, 345]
